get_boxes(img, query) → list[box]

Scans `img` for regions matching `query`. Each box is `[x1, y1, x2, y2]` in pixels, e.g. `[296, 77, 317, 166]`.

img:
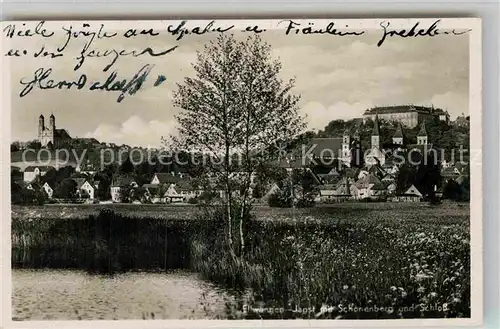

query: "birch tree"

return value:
[171, 33, 305, 258]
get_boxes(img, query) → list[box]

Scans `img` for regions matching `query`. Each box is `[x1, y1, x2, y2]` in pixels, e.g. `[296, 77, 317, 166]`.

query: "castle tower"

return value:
[351, 127, 362, 167]
[38, 114, 44, 137]
[353, 127, 360, 142]
[49, 113, 56, 131]
[393, 121, 404, 145]
[342, 129, 350, 159]
[417, 120, 428, 145]
[371, 114, 380, 149]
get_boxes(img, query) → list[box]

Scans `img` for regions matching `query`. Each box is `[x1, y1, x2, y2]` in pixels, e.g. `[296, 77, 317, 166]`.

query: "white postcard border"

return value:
[0, 17, 483, 328]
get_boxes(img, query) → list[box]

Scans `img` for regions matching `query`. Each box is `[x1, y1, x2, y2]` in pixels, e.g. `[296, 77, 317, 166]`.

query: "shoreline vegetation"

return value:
[12, 202, 470, 319]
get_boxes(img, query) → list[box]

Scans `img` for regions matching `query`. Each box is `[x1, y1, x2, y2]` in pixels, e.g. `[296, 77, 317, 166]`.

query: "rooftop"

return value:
[364, 105, 448, 116]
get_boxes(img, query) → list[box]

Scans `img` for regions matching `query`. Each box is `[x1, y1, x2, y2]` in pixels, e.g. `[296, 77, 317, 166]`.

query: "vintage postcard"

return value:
[1, 18, 482, 327]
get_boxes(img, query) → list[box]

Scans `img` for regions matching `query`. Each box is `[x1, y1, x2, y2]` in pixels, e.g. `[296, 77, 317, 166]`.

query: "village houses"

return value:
[23, 165, 55, 182]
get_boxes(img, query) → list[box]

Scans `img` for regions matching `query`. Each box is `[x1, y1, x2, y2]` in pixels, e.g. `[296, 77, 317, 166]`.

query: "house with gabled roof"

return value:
[41, 182, 55, 199]
[381, 173, 396, 184]
[390, 184, 423, 202]
[351, 173, 386, 200]
[73, 178, 97, 200]
[164, 179, 200, 203]
[23, 165, 55, 182]
[110, 176, 138, 202]
[150, 172, 190, 185]
[384, 181, 397, 195]
[317, 184, 337, 202]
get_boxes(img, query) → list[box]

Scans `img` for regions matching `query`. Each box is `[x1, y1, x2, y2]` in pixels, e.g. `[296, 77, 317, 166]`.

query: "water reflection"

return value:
[12, 269, 235, 320]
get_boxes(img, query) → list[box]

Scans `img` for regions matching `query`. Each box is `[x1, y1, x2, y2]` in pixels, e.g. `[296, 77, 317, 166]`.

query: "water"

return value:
[12, 269, 235, 320]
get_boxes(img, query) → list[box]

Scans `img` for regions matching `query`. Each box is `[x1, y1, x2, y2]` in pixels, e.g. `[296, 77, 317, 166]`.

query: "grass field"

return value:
[11, 202, 469, 223]
[11, 202, 470, 319]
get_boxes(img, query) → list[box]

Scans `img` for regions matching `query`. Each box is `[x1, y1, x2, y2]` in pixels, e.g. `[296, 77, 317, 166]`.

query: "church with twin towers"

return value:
[38, 114, 72, 148]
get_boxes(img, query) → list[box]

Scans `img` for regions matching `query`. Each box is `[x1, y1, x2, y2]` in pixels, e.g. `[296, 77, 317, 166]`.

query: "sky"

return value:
[9, 21, 470, 148]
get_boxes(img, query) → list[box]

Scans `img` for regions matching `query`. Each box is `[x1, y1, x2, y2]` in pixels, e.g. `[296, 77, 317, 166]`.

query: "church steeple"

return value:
[371, 115, 380, 149]
[393, 121, 404, 145]
[417, 120, 428, 145]
[372, 115, 380, 136]
[342, 129, 351, 163]
[49, 113, 55, 130]
[38, 114, 45, 136]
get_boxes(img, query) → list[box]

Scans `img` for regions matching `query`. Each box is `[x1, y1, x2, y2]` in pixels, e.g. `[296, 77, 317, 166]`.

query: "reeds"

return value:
[12, 205, 470, 319]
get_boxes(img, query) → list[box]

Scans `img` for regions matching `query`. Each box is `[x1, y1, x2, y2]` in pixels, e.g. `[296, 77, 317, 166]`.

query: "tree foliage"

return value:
[54, 179, 78, 199]
[171, 34, 305, 257]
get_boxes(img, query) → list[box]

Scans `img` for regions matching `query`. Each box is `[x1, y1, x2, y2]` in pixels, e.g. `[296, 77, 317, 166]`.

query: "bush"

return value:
[268, 186, 315, 208]
[268, 189, 292, 208]
[296, 194, 315, 208]
[188, 197, 199, 204]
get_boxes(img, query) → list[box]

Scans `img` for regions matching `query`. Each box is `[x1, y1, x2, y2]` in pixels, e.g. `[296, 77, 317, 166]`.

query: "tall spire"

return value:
[372, 114, 380, 136]
[392, 121, 404, 145]
[417, 120, 428, 137]
[417, 120, 428, 145]
[393, 121, 403, 138]
[371, 114, 380, 150]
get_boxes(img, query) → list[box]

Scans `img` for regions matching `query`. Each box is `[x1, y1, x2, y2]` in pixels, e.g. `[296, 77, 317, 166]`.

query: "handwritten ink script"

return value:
[377, 19, 471, 47]
[19, 64, 158, 103]
[2, 19, 471, 103]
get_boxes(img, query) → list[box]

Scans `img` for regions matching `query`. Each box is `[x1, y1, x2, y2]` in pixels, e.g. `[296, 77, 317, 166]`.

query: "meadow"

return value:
[11, 202, 470, 319]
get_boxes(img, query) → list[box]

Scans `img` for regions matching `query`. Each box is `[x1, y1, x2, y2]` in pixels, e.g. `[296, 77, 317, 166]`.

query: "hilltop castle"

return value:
[38, 114, 72, 148]
[363, 105, 449, 128]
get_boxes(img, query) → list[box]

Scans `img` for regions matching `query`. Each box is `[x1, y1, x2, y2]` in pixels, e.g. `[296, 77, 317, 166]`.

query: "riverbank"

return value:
[11, 203, 471, 319]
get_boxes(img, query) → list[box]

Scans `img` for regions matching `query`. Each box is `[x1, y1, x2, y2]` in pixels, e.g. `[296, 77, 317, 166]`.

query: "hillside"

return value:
[11, 148, 156, 169]
[315, 117, 470, 159]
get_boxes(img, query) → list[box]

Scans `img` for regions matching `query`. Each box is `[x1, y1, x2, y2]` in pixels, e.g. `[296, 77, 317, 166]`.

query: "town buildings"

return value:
[13, 107, 469, 205]
[110, 177, 138, 203]
[23, 165, 54, 182]
[364, 115, 385, 166]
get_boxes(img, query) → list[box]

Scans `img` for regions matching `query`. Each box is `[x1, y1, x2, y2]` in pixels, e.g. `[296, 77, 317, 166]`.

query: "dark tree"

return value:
[26, 140, 42, 150]
[54, 179, 77, 199]
[120, 156, 135, 174]
[396, 164, 417, 194]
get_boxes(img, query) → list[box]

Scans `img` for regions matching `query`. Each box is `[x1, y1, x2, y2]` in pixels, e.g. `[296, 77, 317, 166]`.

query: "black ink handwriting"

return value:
[33, 46, 63, 58]
[90, 64, 155, 102]
[123, 28, 160, 38]
[75, 45, 178, 72]
[19, 68, 87, 97]
[57, 23, 118, 53]
[279, 20, 365, 36]
[244, 25, 265, 33]
[5, 49, 27, 57]
[18, 64, 162, 103]
[166, 20, 234, 41]
[3, 21, 54, 38]
[377, 19, 470, 47]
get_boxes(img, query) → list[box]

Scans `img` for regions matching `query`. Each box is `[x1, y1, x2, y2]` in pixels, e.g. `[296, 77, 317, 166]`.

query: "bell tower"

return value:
[38, 114, 45, 138]
[342, 129, 350, 159]
[371, 115, 380, 149]
[393, 121, 404, 145]
[49, 113, 56, 131]
[417, 120, 428, 145]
